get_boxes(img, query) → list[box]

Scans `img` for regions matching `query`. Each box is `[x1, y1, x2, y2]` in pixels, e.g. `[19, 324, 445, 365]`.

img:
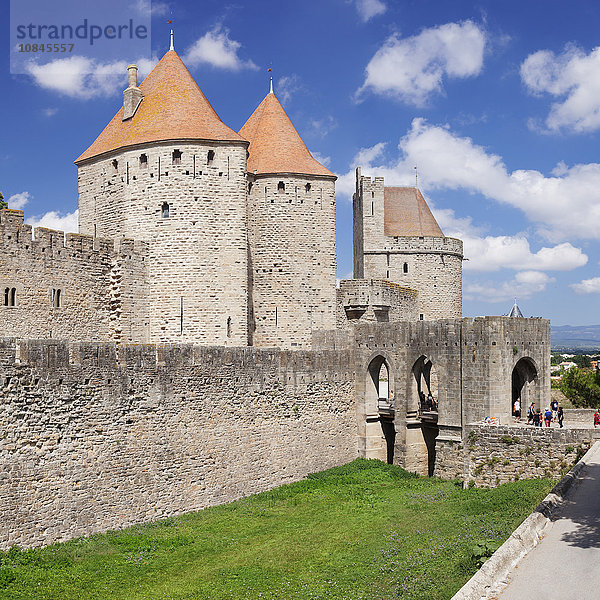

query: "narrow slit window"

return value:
[248, 182, 253, 193]
[4, 287, 9, 306]
[305, 183, 311, 193]
[227, 317, 232, 338]
[52, 289, 62, 308]
[403, 262, 409, 274]
[207, 150, 215, 165]
[111, 159, 118, 173]
[9, 288, 16, 307]
[278, 181, 285, 194]
[172, 149, 182, 165]
[161, 202, 170, 218]
[139, 154, 148, 168]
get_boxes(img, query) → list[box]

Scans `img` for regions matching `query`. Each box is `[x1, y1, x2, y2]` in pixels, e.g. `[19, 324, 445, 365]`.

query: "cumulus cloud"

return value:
[521, 45, 600, 133]
[354, 0, 386, 22]
[27, 56, 157, 99]
[309, 115, 337, 138]
[7, 192, 31, 210]
[465, 271, 554, 303]
[338, 118, 600, 242]
[571, 277, 600, 294]
[42, 107, 58, 117]
[311, 152, 332, 167]
[184, 26, 258, 71]
[27, 210, 78, 234]
[274, 74, 301, 104]
[357, 21, 486, 105]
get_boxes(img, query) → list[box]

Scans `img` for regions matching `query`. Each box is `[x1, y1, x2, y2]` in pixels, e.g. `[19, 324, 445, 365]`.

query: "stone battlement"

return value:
[0, 209, 147, 260]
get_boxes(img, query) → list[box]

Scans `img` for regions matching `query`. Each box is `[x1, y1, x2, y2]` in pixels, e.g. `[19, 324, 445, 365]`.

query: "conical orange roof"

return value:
[75, 50, 245, 164]
[239, 92, 334, 178]
[383, 187, 444, 237]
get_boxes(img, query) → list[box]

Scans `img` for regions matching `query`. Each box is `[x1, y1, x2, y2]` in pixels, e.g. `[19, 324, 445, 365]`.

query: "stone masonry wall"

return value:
[0, 338, 357, 550]
[0, 210, 148, 343]
[247, 175, 337, 348]
[435, 424, 600, 487]
[353, 171, 463, 320]
[336, 279, 418, 328]
[78, 141, 249, 346]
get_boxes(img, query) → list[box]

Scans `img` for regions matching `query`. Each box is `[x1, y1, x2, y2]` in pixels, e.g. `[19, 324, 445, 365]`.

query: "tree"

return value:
[0, 191, 6, 210]
[560, 366, 600, 408]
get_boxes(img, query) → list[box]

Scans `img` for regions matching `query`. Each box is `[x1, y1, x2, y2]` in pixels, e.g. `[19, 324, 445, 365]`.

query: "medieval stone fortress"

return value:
[1, 47, 595, 550]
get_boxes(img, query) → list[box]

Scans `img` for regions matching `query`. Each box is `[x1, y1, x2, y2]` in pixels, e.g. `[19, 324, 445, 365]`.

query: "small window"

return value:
[278, 181, 285, 194]
[248, 182, 253, 193]
[172, 150, 182, 165]
[227, 317, 232, 338]
[419, 314, 424, 321]
[403, 262, 409, 274]
[305, 183, 311, 193]
[207, 150, 215, 165]
[111, 159, 118, 173]
[51, 289, 62, 308]
[161, 202, 170, 218]
[4, 287, 9, 306]
[5, 287, 17, 307]
[139, 154, 148, 168]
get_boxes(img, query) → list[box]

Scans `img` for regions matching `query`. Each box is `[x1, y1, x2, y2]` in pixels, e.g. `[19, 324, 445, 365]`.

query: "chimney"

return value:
[122, 64, 143, 121]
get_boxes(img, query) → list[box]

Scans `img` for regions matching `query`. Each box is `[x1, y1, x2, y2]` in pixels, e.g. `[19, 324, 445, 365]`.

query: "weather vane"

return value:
[414, 165, 418, 188]
[268, 63, 273, 94]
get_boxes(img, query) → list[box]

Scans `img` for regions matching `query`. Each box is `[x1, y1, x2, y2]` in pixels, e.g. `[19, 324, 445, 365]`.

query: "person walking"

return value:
[594, 409, 600, 429]
[557, 405, 564, 428]
[533, 409, 541, 427]
[513, 399, 521, 422]
[544, 407, 553, 427]
[551, 398, 559, 420]
[527, 402, 535, 425]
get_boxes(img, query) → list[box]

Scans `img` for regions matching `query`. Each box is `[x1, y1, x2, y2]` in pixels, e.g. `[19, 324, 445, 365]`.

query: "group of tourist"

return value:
[419, 391, 438, 412]
[514, 399, 564, 428]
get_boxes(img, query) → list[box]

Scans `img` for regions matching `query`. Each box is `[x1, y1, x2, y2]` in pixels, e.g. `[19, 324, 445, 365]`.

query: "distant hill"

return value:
[551, 324, 600, 351]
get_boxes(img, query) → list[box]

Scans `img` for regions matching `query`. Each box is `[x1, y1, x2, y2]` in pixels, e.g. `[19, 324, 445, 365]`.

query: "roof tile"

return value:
[383, 187, 444, 237]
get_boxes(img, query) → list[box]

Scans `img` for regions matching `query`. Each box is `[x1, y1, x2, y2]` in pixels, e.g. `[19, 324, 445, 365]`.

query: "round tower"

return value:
[76, 50, 249, 345]
[240, 85, 337, 348]
[353, 170, 463, 320]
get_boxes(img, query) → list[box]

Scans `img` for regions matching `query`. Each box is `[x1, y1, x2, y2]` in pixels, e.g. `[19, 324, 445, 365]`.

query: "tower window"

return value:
[139, 154, 147, 168]
[278, 181, 285, 194]
[403, 262, 409, 274]
[111, 159, 118, 173]
[172, 149, 182, 165]
[207, 150, 215, 165]
[419, 314, 424, 321]
[227, 317, 232, 338]
[305, 183, 311, 193]
[161, 202, 170, 218]
[51, 289, 62, 308]
[4, 287, 16, 307]
[248, 182, 253, 193]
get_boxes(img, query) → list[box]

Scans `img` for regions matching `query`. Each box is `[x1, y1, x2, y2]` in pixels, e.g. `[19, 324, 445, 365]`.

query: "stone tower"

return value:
[76, 50, 250, 345]
[353, 168, 463, 320]
[240, 86, 337, 348]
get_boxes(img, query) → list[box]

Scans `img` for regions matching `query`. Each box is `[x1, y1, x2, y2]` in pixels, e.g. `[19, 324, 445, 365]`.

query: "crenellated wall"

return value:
[0, 337, 357, 549]
[0, 210, 148, 343]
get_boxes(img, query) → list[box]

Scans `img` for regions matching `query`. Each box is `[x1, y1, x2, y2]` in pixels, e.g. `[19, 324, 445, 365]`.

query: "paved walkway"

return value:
[499, 446, 600, 600]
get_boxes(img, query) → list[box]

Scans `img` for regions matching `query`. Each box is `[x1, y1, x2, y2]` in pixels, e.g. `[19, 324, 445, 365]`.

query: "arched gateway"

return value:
[512, 357, 538, 416]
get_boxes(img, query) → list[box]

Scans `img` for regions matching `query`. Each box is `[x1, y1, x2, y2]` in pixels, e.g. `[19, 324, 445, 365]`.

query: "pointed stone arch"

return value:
[512, 357, 539, 417]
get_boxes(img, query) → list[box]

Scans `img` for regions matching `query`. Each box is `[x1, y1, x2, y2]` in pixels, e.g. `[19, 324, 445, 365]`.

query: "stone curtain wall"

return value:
[0, 210, 148, 344]
[247, 175, 337, 349]
[435, 424, 600, 487]
[78, 142, 250, 346]
[0, 338, 357, 550]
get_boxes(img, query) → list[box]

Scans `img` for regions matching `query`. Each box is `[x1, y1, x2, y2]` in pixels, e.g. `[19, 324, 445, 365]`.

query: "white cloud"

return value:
[42, 108, 58, 117]
[354, 0, 386, 22]
[274, 74, 301, 104]
[521, 45, 600, 132]
[7, 192, 31, 210]
[465, 271, 554, 303]
[27, 56, 157, 99]
[27, 210, 78, 233]
[357, 21, 486, 106]
[571, 277, 600, 294]
[339, 119, 600, 242]
[133, 0, 169, 16]
[434, 206, 588, 272]
[184, 26, 258, 71]
[309, 115, 337, 138]
[311, 152, 332, 167]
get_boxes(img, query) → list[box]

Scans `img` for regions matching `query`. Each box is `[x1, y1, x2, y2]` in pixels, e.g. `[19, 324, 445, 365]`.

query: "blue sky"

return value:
[2, 0, 600, 325]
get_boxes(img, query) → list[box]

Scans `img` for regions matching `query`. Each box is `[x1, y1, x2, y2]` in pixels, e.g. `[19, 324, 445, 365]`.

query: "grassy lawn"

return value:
[0, 460, 554, 600]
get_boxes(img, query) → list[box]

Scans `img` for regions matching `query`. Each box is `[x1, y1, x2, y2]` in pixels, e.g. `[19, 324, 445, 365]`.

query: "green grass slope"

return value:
[0, 460, 554, 600]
